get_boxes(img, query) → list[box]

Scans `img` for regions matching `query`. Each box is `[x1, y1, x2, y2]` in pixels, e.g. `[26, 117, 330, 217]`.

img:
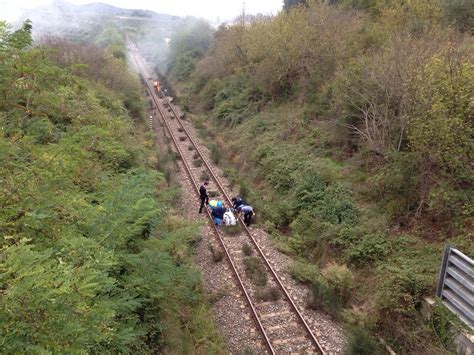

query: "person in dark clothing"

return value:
[232, 196, 246, 210]
[237, 204, 255, 226]
[199, 182, 209, 213]
[211, 205, 226, 226]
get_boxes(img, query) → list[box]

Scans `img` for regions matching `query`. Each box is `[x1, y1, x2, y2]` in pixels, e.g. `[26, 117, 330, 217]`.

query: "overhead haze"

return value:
[1, 0, 283, 23]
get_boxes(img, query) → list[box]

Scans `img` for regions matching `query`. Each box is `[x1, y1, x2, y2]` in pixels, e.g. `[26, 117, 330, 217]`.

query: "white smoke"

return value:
[0, 0, 53, 22]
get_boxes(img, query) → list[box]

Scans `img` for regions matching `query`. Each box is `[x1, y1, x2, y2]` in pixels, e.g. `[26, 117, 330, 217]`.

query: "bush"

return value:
[441, 0, 474, 32]
[210, 144, 222, 165]
[287, 213, 330, 260]
[308, 280, 342, 316]
[429, 302, 456, 352]
[267, 198, 296, 228]
[288, 260, 319, 284]
[320, 262, 354, 304]
[212, 74, 259, 126]
[239, 183, 250, 200]
[346, 326, 380, 355]
[318, 184, 358, 225]
[255, 286, 281, 302]
[223, 225, 240, 236]
[294, 174, 327, 213]
[243, 257, 267, 286]
[376, 262, 432, 318]
[171, 53, 196, 81]
[209, 244, 224, 262]
[200, 170, 210, 181]
[223, 166, 237, 181]
[193, 158, 203, 167]
[331, 225, 365, 249]
[242, 243, 253, 256]
[294, 174, 358, 225]
[345, 233, 395, 266]
[368, 152, 421, 222]
[208, 287, 229, 305]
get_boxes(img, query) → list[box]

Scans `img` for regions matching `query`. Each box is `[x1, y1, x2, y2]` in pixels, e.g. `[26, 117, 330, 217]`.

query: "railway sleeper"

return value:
[273, 335, 314, 352]
[129, 48, 325, 355]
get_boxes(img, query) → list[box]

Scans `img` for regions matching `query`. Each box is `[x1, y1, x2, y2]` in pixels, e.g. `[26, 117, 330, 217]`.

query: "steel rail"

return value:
[161, 87, 325, 354]
[131, 49, 325, 354]
[129, 45, 275, 355]
[131, 45, 325, 354]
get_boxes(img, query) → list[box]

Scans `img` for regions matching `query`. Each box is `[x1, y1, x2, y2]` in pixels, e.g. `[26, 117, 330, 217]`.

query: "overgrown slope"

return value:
[161, 0, 473, 353]
[0, 21, 223, 353]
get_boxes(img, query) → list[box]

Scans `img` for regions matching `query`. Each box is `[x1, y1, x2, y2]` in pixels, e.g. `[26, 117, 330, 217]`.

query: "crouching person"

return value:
[211, 204, 226, 226]
[237, 205, 255, 226]
[232, 196, 246, 210]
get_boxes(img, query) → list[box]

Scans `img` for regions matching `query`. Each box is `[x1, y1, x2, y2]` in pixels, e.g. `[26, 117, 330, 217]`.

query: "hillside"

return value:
[162, 0, 473, 353]
[0, 20, 223, 352]
[16, 1, 183, 42]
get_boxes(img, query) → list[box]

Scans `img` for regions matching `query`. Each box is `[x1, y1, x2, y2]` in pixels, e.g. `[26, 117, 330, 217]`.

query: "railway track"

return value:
[128, 41, 325, 355]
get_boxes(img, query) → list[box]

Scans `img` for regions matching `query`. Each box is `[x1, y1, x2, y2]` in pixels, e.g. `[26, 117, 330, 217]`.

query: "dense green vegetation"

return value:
[161, 0, 473, 352]
[0, 21, 223, 352]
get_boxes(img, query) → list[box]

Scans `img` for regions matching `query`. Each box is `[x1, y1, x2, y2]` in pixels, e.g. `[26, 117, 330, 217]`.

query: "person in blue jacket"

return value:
[236, 204, 255, 226]
[211, 204, 226, 226]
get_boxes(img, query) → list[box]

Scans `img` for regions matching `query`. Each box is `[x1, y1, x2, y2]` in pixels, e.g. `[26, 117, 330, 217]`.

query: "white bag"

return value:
[223, 211, 236, 226]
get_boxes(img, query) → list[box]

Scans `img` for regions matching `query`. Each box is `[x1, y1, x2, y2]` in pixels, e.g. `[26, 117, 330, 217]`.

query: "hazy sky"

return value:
[1, 0, 283, 22]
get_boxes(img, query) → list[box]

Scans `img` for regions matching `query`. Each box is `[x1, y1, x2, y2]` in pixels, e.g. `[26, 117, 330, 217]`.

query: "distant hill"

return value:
[21, 0, 177, 20]
[75, 2, 175, 19]
[17, 0, 182, 40]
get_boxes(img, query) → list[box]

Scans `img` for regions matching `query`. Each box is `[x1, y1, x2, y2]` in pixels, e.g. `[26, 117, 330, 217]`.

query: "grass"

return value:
[289, 260, 319, 284]
[193, 158, 203, 167]
[208, 190, 219, 197]
[209, 244, 224, 263]
[239, 183, 250, 200]
[222, 224, 240, 236]
[307, 280, 342, 317]
[208, 287, 229, 305]
[242, 243, 253, 256]
[243, 256, 267, 286]
[210, 144, 222, 165]
[346, 326, 381, 355]
[200, 170, 210, 181]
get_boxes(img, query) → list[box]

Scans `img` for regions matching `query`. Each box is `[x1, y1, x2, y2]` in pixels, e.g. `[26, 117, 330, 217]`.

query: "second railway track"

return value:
[128, 41, 326, 355]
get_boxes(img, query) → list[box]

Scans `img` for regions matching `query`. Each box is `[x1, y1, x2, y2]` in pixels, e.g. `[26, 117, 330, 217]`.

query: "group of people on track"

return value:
[199, 182, 255, 227]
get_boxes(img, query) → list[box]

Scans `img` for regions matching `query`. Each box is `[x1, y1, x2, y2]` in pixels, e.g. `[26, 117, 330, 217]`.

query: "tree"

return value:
[283, 0, 308, 10]
[441, 0, 474, 32]
[408, 53, 473, 176]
